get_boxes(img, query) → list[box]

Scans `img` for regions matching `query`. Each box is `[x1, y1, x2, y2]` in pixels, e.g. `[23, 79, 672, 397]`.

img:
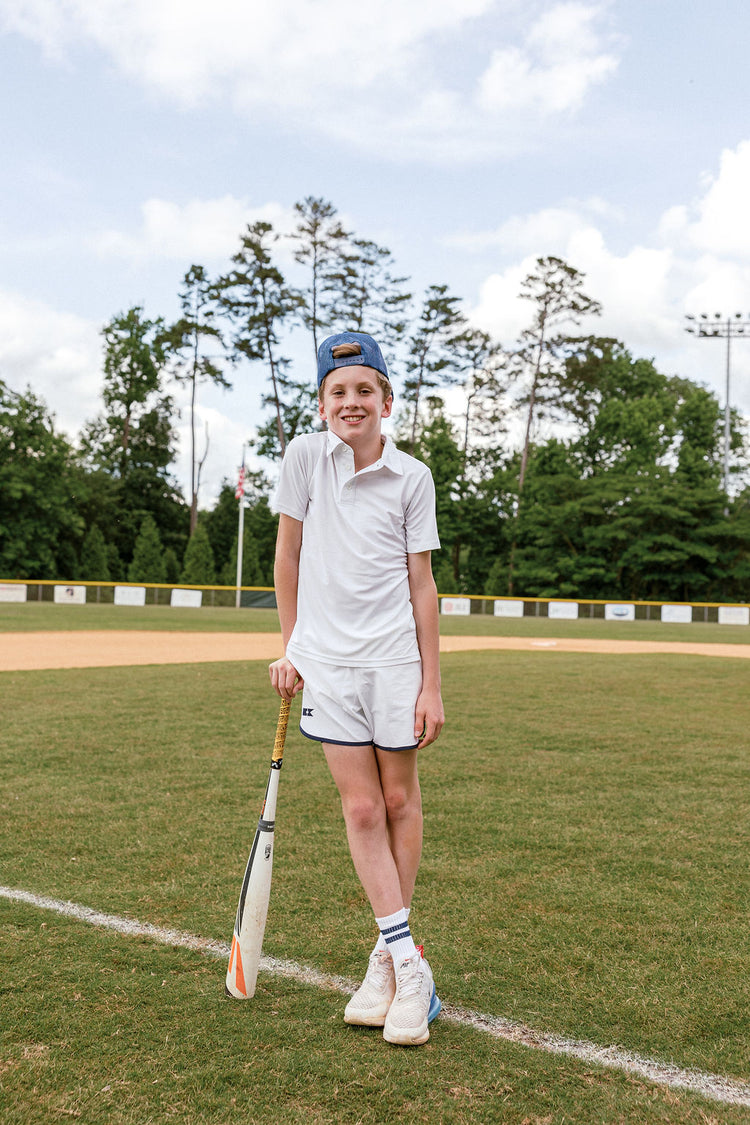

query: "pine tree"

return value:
[163, 547, 180, 584]
[511, 257, 602, 495]
[180, 521, 216, 585]
[80, 525, 110, 581]
[506, 257, 601, 593]
[290, 196, 348, 362]
[402, 285, 467, 454]
[107, 542, 124, 582]
[163, 265, 229, 535]
[128, 515, 166, 583]
[216, 221, 303, 458]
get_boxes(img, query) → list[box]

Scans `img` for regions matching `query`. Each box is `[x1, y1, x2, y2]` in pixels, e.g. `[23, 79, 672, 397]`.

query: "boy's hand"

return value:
[269, 656, 303, 702]
[414, 688, 445, 749]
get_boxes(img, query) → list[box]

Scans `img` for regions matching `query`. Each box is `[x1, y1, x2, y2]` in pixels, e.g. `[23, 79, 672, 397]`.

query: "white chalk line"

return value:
[2, 885, 749, 1110]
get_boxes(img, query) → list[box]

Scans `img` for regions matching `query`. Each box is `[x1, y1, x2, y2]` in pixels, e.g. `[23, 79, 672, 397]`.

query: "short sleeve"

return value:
[271, 436, 314, 521]
[404, 467, 441, 553]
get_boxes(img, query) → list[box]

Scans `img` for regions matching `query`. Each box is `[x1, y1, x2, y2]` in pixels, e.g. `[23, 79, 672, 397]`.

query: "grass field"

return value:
[2, 599, 750, 646]
[1, 608, 749, 1122]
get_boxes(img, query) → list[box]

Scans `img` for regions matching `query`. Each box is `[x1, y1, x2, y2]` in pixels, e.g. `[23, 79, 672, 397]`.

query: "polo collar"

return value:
[325, 430, 403, 475]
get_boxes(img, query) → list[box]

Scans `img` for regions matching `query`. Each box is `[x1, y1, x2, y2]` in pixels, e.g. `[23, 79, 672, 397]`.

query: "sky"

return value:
[3, 0, 750, 504]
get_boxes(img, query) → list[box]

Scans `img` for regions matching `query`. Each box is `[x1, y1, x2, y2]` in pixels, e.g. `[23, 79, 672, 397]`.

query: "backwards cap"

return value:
[316, 331, 390, 389]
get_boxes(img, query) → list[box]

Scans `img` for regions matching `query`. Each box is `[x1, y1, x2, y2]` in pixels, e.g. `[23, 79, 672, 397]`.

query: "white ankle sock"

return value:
[373, 908, 410, 955]
[375, 907, 416, 963]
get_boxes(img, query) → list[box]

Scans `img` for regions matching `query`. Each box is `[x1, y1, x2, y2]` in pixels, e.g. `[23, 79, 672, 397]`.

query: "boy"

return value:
[269, 330, 445, 1046]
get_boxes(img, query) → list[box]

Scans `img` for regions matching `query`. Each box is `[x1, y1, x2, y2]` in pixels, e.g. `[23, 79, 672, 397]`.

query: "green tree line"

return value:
[1, 198, 749, 601]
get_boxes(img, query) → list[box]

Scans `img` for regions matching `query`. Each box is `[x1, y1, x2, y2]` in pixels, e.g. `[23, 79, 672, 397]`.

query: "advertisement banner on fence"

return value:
[0, 583, 26, 603]
[718, 605, 750, 626]
[548, 601, 579, 620]
[441, 597, 471, 616]
[171, 588, 202, 608]
[114, 585, 147, 607]
[605, 603, 636, 621]
[661, 604, 693, 624]
[494, 599, 525, 618]
[54, 585, 86, 605]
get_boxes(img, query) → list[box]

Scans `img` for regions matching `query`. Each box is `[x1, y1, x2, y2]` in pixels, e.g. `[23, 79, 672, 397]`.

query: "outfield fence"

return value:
[0, 579, 277, 609]
[0, 578, 748, 625]
[438, 593, 750, 625]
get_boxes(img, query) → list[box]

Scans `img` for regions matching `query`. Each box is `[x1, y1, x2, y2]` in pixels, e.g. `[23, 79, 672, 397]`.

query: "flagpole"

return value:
[235, 448, 246, 609]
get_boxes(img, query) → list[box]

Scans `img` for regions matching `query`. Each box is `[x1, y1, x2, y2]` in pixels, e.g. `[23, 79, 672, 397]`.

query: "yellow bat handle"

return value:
[272, 698, 291, 763]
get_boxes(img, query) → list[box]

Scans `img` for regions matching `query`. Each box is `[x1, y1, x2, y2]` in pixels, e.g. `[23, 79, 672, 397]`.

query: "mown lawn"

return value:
[1, 648, 748, 1121]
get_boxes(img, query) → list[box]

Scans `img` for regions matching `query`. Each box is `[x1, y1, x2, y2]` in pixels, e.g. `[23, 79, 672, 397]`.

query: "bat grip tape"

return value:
[273, 698, 291, 763]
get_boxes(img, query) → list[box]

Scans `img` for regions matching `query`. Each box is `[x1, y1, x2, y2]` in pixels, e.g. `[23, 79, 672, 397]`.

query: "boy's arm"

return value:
[407, 550, 445, 749]
[269, 514, 304, 701]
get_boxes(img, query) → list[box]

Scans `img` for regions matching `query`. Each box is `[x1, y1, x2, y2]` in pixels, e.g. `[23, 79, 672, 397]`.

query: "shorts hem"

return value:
[374, 742, 419, 753]
[299, 725, 374, 748]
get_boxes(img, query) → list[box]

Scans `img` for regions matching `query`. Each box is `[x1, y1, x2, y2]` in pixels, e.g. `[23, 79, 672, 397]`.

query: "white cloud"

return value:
[567, 229, 676, 349]
[444, 198, 621, 254]
[457, 190, 675, 353]
[684, 259, 750, 321]
[1, 0, 495, 101]
[462, 143, 750, 417]
[659, 140, 750, 261]
[471, 225, 677, 355]
[477, 3, 619, 115]
[0, 290, 102, 437]
[656, 140, 750, 333]
[1, 0, 621, 161]
[92, 196, 294, 263]
[461, 139, 750, 364]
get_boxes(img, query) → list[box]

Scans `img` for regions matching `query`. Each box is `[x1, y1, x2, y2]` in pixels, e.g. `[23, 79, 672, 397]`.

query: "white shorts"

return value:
[292, 655, 423, 752]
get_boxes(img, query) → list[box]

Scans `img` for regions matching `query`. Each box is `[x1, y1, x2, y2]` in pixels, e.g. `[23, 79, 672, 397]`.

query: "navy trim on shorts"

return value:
[374, 741, 419, 753]
[299, 725, 374, 747]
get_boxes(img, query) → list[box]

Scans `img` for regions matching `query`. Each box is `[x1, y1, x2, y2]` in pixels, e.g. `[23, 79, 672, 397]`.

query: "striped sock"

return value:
[373, 908, 410, 955]
[376, 908, 416, 964]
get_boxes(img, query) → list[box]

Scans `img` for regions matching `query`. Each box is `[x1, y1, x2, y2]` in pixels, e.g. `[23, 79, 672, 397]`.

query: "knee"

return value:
[383, 784, 422, 824]
[343, 794, 386, 834]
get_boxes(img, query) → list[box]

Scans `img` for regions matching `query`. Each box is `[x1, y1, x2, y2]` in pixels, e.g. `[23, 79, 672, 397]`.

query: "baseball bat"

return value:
[225, 697, 291, 999]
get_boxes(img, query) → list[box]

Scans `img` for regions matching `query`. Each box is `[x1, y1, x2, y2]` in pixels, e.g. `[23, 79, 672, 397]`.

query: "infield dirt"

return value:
[1, 630, 749, 672]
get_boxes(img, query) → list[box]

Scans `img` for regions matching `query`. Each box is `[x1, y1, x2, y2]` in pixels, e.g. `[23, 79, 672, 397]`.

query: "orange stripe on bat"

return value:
[229, 935, 247, 996]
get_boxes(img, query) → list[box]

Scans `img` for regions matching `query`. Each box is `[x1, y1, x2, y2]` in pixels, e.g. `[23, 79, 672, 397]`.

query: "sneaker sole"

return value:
[344, 1006, 391, 1028]
[428, 989, 441, 1024]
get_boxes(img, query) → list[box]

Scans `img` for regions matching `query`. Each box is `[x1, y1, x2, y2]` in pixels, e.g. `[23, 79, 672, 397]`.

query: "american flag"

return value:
[235, 463, 246, 500]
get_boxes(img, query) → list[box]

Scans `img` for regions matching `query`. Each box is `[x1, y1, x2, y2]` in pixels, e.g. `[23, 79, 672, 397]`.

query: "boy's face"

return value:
[319, 366, 392, 445]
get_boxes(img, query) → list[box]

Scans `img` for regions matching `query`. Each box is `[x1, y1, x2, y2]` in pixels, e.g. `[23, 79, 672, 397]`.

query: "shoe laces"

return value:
[369, 950, 393, 985]
[395, 954, 424, 998]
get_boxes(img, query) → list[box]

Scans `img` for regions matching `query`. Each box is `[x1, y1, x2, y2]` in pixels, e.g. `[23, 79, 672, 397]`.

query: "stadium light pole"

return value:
[685, 312, 750, 499]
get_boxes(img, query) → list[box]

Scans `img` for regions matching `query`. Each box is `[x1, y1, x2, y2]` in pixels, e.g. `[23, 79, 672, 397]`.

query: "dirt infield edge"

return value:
[1, 630, 749, 672]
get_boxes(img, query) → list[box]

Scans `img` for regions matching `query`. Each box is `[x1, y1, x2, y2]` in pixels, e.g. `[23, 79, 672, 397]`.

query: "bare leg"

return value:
[324, 744, 421, 917]
[375, 746, 422, 909]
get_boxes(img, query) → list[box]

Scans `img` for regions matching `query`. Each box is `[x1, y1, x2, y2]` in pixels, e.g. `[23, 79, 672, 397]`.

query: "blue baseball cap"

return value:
[317, 331, 390, 389]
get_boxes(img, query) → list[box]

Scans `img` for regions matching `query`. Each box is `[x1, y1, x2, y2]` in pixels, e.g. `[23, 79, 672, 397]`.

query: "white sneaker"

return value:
[344, 950, 396, 1027]
[383, 947, 438, 1046]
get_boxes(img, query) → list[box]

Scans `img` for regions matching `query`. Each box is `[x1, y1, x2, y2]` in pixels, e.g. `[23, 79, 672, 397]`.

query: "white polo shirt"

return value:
[272, 430, 440, 668]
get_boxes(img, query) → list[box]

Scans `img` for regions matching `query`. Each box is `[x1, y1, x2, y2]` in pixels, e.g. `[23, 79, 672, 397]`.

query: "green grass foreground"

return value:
[1, 653, 749, 1122]
[1, 599, 750, 645]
